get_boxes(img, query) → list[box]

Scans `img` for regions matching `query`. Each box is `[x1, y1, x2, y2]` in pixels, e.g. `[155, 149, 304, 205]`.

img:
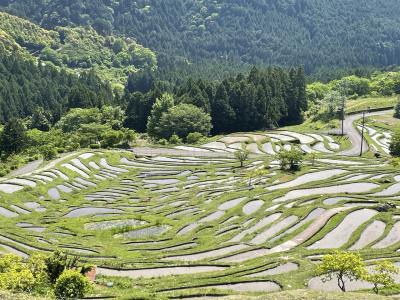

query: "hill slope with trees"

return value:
[0, 11, 156, 88]
[1, 0, 400, 76]
[0, 47, 115, 123]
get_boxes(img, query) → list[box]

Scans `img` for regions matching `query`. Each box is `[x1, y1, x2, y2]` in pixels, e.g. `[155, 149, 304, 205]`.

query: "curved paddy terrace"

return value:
[182, 130, 344, 155]
[0, 125, 400, 298]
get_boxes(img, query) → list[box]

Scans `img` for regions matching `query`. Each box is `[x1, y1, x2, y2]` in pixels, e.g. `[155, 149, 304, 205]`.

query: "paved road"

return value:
[340, 109, 393, 156]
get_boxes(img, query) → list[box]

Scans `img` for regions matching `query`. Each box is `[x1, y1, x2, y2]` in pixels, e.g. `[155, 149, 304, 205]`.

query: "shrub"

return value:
[0, 254, 48, 293]
[186, 132, 204, 144]
[394, 98, 400, 119]
[54, 270, 91, 299]
[44, 251, 92, 285]
[0, 268, 35, 292]
[120, 129, 137, 147]
[27, 254, 49, 291]
[45, 251, 83, 284]
[100, 130, 123, 148]
[276, 149, 303, 171]
[169, 134, 182, 145]
[158, 138, 168, 145]
[89, 144, 101, 149]
[42, 146, 57, 161]
[245, 169, 268, 186]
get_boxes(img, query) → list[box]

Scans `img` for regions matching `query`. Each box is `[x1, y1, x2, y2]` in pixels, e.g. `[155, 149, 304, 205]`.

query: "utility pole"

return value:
[360, 110, 366, 156]
[360, 107, 370, 157]
[340, 80, 348, 136]
[341, 94, 345, 136]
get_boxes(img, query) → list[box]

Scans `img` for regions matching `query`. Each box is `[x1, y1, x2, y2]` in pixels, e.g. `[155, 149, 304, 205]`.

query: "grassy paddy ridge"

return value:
[0, 127, 400, 299]
[228, 290, 392, 299]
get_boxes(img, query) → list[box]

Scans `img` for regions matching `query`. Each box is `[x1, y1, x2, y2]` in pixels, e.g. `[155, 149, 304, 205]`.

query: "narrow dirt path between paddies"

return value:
[8, 159, 43, 177]
[130, 147, 235, 158]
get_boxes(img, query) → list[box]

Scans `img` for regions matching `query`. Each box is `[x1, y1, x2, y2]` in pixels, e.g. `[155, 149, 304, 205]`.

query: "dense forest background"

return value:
[0, 47, 114, 123]
[1, 0, 400, 77]
[0, 11, 157, 88]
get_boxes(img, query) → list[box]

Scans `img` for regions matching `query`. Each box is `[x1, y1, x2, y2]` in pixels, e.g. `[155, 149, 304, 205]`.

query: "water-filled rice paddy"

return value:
[1, 125, 400, 298]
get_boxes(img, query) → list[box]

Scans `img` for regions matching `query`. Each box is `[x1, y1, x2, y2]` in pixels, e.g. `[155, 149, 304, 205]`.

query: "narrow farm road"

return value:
[340, 109, 393, 156]
[130, 147, 234, 158]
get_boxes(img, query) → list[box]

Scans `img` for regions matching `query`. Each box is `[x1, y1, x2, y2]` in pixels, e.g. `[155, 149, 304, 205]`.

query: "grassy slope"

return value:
[346, 96, 398, 113]
[0, 290, 50, 300]
[368, 113, 400, 130]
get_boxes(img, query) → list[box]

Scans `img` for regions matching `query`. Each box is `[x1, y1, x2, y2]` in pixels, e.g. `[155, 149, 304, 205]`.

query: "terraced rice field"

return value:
[358, 124, 392, 155]
[1, 126, 400, 298]
[182, 130, 344, 155]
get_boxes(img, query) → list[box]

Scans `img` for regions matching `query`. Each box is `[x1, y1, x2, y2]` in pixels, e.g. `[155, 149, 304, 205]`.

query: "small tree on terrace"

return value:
[235, 149, 249, 168]
[307, 151, 322, 166]
[315, 251, 366, 292]
[276, 148, 303, 171]
[245, 169, 268, 187]
[365, 260, 399, 294]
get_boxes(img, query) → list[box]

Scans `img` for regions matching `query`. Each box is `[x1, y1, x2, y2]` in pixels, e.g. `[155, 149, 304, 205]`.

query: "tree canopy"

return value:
[315, 251, 366, 292]
[157, 103, 212, 140]
[0, 47, 114, 123]
[2, 0, 400, 77]
[125, 66, 307, 136]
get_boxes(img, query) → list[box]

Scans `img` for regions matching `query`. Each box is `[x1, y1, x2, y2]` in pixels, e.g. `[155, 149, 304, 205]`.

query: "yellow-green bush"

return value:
[54, 270, 92, 299]
[0, 255, 35, 292]
[0, 254, 48, 294]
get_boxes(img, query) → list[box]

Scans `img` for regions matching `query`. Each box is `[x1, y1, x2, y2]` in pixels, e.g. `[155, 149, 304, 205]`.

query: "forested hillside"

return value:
[0, 47, 114, 123]
[0, 11, 156, 88]
[1, 0, 400, 76]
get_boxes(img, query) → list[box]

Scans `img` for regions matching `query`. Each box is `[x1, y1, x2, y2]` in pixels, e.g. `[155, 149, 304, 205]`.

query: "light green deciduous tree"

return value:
[235, 149, 250, 168]
[315, 251, 366, 292]
[365, 260, 399, 294]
